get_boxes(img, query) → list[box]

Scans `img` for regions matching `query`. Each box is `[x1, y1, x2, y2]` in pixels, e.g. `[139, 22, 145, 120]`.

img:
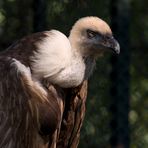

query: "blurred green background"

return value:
[0, 0, 147, 147]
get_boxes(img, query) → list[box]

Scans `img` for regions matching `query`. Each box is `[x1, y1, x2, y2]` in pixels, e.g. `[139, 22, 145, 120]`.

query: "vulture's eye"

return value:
[87, 29, 97, 39]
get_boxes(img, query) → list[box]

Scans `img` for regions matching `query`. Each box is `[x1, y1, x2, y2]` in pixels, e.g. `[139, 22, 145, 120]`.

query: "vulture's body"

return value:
[0, 16, 120, 148]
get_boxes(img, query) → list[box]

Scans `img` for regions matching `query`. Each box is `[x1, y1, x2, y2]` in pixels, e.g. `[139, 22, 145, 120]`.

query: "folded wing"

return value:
[0, 57, 60, 148]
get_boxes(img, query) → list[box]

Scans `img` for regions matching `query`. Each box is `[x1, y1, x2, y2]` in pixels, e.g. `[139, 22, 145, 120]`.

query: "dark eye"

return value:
[87, 29, 96, 39]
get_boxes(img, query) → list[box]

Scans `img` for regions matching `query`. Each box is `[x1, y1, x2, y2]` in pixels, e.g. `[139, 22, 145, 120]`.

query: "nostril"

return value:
[106, 36, 110, 40]
[105, 35, 113, 40]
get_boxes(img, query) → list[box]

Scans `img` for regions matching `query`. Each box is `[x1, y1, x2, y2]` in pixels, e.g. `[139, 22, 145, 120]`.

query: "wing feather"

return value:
[0, 57, 60, 148]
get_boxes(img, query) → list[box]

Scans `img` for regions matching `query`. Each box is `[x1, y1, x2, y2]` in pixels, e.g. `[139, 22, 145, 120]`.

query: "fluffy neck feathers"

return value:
[31, 30, 96, 88]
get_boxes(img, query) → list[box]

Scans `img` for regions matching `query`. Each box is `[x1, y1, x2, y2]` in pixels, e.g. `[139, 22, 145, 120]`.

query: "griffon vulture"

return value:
[0, 16, 120, 148]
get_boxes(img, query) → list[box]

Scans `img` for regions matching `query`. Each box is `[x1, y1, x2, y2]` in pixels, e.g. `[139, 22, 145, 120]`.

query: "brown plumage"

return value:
[0, 16, 119, 148]
[0, 57, 61, 148]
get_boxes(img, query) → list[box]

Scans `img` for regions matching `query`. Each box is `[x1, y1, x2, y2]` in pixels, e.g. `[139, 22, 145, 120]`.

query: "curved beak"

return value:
[106, 37, 120, 54]
[98, 36, 120, 55]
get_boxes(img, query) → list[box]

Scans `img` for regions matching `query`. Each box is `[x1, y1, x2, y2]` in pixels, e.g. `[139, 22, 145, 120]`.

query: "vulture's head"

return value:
[69, 16, 120, 57]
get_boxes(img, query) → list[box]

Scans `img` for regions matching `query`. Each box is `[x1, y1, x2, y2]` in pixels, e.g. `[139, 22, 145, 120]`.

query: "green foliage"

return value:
[129, 0, 148, 147]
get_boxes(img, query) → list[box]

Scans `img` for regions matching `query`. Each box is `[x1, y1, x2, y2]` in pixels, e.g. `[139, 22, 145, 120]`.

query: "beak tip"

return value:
[115, 42, 120, 54]
[116, 49, 120, 54]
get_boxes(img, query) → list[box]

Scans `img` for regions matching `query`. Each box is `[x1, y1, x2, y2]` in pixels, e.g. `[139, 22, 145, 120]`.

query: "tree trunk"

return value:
[16, 0, 32, 36]
[33, 0, 48, 32]
[110, 0, 130, 148]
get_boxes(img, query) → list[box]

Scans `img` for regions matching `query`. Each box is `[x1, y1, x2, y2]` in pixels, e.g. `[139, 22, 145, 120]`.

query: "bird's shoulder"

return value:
[2, 30, 70, 54]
